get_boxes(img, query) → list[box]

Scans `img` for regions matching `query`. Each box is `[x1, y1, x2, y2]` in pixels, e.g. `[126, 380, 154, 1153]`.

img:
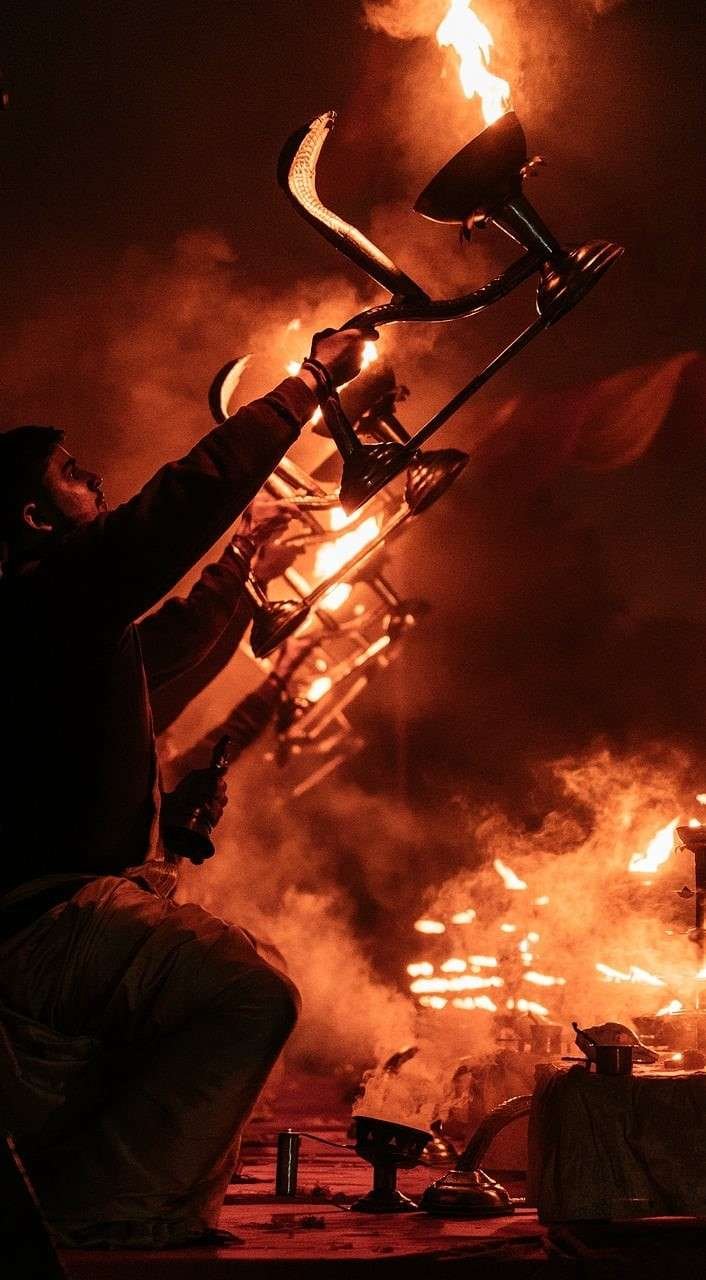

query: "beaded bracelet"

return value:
[300, 357, 334, 402]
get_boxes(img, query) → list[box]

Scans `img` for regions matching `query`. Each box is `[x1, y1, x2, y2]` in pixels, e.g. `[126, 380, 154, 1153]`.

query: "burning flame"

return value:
[628, 817, 680, 874]
[656, 999, 684, 1016]
[305, 675, 333, 704]
[319, 583, 353, 612]
[436, 0, 510, 127]
[414, 918, 446, 935]
[596, 962, 666, 987]
[314, 509, 382, 582]
[493, 858, 528, 891]
[410, 974, 503, 994]
[523, 971, 567, 988]
[451, 909, 476, 924]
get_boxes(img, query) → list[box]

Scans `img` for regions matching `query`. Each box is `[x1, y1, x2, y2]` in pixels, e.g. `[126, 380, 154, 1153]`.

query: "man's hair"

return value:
[0, 425, 64, 547]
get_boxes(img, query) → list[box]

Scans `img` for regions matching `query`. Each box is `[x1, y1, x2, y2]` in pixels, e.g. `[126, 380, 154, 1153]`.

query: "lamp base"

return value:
[350, 1187, 419, 1213]
[339, 442, 410, 514]
[250, 599, 310, 658]
[405, 448, 469, 515]
[537, 240, 624, 325]
[420, 1167, 515, 1217]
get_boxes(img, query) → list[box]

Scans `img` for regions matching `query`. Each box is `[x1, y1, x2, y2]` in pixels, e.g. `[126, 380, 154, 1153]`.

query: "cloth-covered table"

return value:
[528, 1063, 706, 1221]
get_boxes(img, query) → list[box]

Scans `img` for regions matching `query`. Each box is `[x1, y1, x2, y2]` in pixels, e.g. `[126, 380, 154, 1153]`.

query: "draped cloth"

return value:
[0, 876, 299, 1248]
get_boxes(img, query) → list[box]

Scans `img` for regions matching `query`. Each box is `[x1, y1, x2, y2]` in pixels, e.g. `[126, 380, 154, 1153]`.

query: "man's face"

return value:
[38, 444, 107, 532]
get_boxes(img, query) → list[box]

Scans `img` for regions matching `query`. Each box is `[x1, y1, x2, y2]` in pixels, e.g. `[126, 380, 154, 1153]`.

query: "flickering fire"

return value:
[436, 0, 510, 127]
[628, 817, 680, 874]
[314, 509, 382, 581]
[493, 858, 528, 891]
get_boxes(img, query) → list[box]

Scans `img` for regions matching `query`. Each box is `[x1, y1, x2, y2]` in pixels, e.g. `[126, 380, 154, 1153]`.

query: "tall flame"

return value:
[628, 817, 680, 874]
[436, 1, 510, 126]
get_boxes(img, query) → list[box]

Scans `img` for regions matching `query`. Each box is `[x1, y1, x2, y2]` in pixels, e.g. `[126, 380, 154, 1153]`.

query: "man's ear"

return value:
[22, 501, 53, 535]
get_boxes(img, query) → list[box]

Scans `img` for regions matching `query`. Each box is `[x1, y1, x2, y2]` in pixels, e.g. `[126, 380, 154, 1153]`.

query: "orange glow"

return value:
[436, 1, 510, 126]
[628, 817, 679, 874]
[414, 918, 446, 935]
[493, 858, 528, 891]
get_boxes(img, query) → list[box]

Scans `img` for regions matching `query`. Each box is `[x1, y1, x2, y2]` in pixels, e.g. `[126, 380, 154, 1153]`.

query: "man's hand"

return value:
[236, 494, 306, 584]
[162, 767, 228, 842]
[237, 494, 298, 549]
[309, 327, 379, 388]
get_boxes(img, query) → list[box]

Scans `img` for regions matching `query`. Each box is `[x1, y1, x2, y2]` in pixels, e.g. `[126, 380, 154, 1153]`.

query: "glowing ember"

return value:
[451, 909, 476, 924]
[523, 971, 567, 988]
[657, 999, 684, 1016]
[534, 896, 550, 906]
[628, 817, 680, 874]
[407, 961, 434, 977]
[440, 958, 467, 973]
[499, 923, 517, 933]
[305, 675, 333, 704]
[493, 858, 528, 891]
[697, 794, 706, 805]
[467, 954, 498, 967]
[419, 995, 447, 1009]
[596, 962, 666, 987]
[436, 0, 510, 127]
[314, 511, 382, 581]
[414, 918, 446, 935]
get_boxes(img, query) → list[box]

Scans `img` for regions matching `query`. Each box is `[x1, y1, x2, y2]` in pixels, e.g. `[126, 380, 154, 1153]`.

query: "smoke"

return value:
[353, 745, 705, 1128]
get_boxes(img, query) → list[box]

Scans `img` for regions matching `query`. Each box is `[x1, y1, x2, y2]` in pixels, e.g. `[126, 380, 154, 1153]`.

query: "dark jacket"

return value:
[140, 540, 254, 737]
[0, 378, 313, 896]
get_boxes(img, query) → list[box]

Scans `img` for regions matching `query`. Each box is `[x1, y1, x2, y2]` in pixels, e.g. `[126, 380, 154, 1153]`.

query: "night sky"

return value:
[2, 1, 705, 973]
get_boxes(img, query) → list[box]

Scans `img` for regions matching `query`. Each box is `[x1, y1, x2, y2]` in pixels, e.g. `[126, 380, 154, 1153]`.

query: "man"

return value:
[0, 325, 372, 1248]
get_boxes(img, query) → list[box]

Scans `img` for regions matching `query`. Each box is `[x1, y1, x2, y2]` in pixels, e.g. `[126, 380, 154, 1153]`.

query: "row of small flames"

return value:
[407, 800, 706, 1018]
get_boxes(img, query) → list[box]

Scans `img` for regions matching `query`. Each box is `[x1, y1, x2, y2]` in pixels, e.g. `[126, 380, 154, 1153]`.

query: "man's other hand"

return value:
[162, 768, 228, 837]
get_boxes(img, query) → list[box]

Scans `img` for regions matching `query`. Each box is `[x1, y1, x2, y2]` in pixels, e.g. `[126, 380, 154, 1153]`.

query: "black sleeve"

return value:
[139, 540, 252, 694]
